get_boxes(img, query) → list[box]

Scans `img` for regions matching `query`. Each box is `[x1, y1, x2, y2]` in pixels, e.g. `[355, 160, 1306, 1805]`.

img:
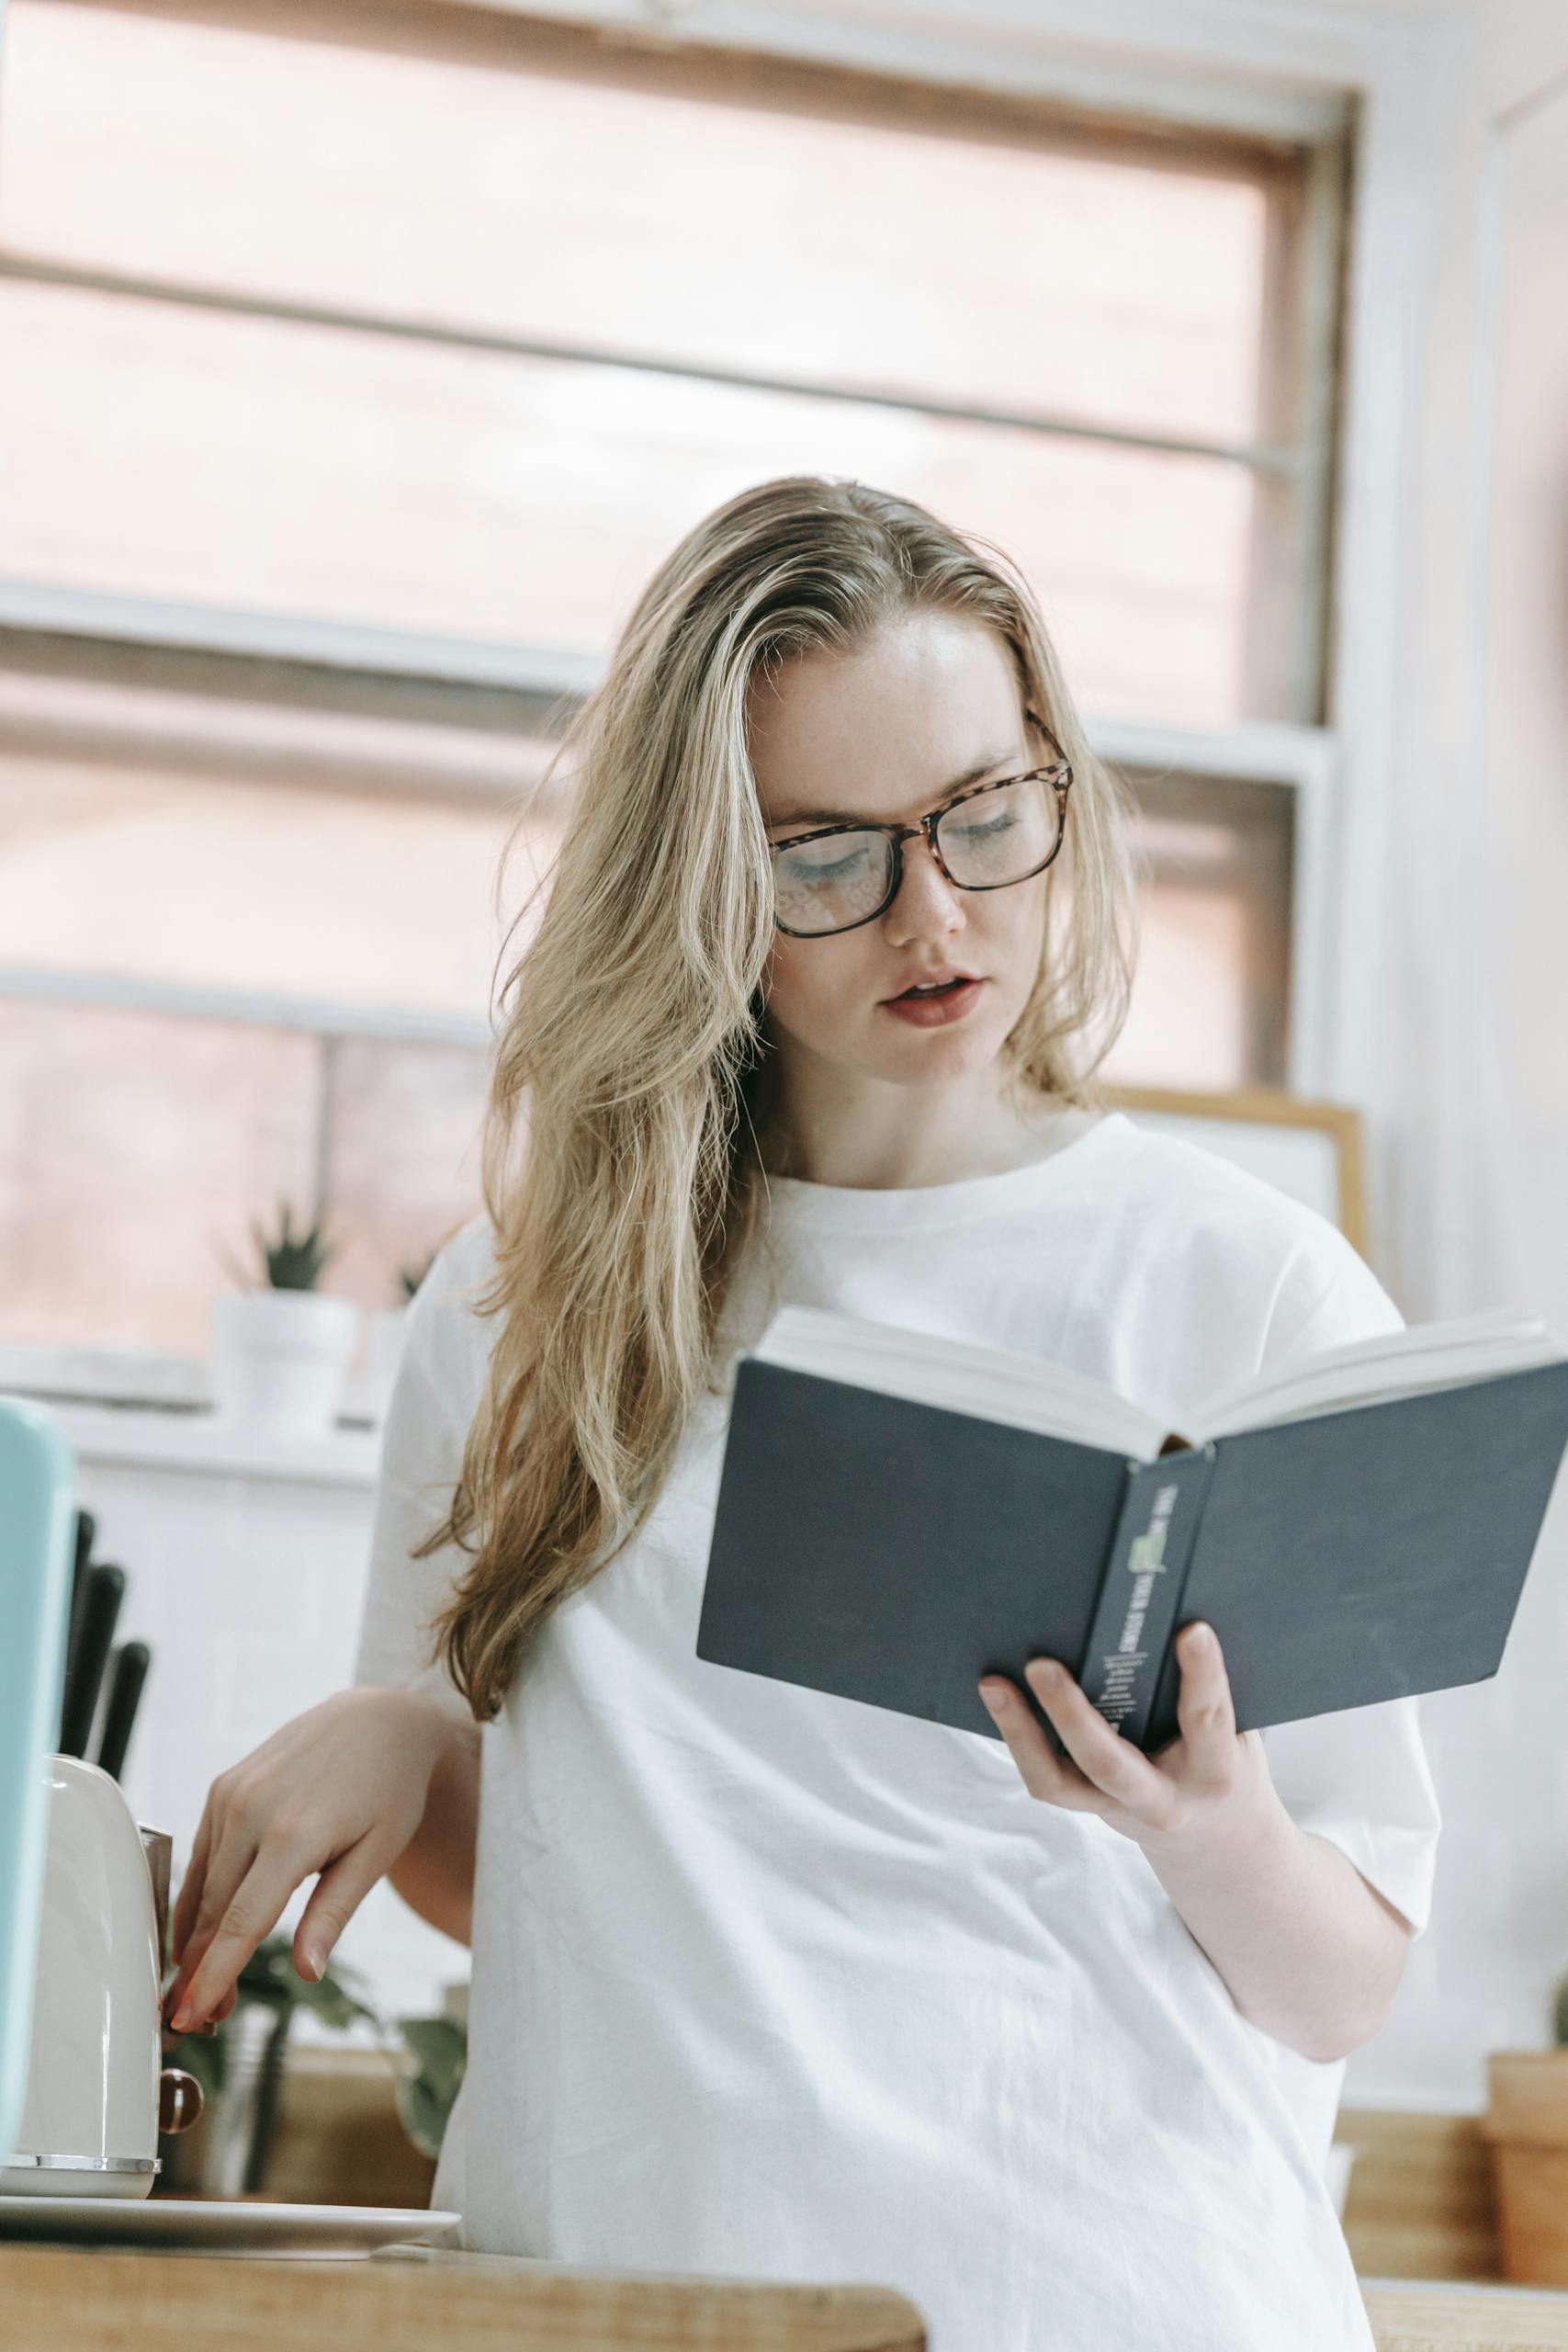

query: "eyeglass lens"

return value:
[772, 774, 1062, 937]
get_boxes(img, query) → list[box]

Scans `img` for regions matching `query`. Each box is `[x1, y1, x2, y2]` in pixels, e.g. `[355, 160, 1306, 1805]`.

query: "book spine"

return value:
[1076, 1446, 1217, 1750]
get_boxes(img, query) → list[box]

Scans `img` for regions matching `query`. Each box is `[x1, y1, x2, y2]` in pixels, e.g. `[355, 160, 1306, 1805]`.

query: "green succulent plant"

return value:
[215, 1199, 344, 1293]
[255, 1200, 341, 1291]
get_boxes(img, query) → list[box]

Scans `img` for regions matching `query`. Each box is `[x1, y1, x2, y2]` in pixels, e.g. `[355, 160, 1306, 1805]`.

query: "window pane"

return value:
[0, 278, 1258, 728]
[321, 1035, 490, 1321]
[1106, 771, 1293, 1090]
[0, 713, 558, 1018]
[0, 0, 1272, 446]
[0, 1001, 490, 1353]
[0, 999, 321, 1349]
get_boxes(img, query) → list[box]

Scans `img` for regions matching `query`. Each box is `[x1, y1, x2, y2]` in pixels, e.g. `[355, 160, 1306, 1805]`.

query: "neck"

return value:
[752, 1057, 1081, 1190]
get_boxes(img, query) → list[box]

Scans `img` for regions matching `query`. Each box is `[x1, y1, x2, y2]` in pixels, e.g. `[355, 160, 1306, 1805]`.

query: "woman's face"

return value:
[750, 609, 1052, 1095]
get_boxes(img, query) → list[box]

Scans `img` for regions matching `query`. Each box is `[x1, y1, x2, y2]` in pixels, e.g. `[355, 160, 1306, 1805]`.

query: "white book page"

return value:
[1189, 1307, 1565, 1439]
[750, 1305, 1165, 1457]
[748, 1303, 1568, 1460]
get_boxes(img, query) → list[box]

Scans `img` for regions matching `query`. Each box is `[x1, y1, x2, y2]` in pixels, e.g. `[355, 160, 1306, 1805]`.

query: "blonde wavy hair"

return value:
[417, 475, 1144, 1722]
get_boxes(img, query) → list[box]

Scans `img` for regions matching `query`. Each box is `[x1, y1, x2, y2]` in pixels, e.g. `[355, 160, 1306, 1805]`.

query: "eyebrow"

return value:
[766, 747, 1023, 833]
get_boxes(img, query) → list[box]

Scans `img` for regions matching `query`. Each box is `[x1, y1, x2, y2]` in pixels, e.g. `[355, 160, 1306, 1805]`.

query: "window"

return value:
[0, 0, 1349, 1367]
[0, 646, 560, 1370]
[0, 999, 492, 1351]
[0, 0, 1338, 727]
[1111, 766, 1294, 1090]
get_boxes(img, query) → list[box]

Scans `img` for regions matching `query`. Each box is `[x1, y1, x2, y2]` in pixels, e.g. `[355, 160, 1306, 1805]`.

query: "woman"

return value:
[165, 477, 1439, 2350]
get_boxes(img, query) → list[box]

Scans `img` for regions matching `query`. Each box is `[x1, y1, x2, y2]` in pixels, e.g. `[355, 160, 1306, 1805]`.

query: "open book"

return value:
[694, 1304, 1568, 1757]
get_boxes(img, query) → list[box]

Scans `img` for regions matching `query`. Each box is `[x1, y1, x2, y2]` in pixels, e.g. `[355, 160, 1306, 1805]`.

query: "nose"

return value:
[885, 830, 964, 942]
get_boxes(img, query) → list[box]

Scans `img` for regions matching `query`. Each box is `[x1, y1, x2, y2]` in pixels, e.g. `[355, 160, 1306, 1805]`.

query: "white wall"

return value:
[55, 1423, 468, 2039]
[1363, 0, 1568, 2109]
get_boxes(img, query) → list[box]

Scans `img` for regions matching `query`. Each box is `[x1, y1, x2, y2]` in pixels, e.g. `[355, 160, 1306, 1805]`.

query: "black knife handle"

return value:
[96, 1641, 151, 1782]
[56, 1509, 97, 1750]
[59, 1561, 125, 1759]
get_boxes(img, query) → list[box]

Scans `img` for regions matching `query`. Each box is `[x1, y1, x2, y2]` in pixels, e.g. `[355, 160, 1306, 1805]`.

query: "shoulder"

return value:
[426, 1211, 501, 1299]
[400, 1212, 504, 1406]
[1107, 1114, 1345, 1260]
[1104, 1114, 1403, 1353]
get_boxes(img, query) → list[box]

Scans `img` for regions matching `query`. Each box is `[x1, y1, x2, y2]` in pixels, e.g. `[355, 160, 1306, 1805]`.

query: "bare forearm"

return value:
[387, 1694, 481, 1946]
[1140, 1798, 1412, 2064]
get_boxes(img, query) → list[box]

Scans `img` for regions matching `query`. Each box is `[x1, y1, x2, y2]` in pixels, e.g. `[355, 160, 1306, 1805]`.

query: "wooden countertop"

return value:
[1359, 2278, 1568, 2348]
[6, 2243, 1568, 2350]
[0, 2242, 921, 2350]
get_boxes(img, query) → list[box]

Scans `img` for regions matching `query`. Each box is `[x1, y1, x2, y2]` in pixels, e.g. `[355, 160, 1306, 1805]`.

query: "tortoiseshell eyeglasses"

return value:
[768, 718, 1073, 939]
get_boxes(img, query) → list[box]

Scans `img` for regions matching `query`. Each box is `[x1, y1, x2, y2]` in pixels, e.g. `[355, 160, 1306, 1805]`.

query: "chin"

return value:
[871, 1011, 1017, 1081]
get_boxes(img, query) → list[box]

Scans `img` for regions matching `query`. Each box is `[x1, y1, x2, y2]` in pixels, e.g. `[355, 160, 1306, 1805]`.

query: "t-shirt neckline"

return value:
[755, 1109, 1132, 1233]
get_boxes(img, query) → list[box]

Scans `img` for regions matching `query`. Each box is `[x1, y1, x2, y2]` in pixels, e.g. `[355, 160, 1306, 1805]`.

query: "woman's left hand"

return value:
[977, 1621, 1278, 1855]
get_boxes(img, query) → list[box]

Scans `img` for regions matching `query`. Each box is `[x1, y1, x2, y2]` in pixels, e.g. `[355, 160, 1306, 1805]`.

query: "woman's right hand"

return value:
[163, 1684, 453, 2035]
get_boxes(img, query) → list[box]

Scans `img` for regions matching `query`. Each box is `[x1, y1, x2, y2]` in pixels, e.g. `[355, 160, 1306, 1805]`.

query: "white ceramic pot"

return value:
[208, 1290, 360, 1440]
[366, 1304, 412, 1423]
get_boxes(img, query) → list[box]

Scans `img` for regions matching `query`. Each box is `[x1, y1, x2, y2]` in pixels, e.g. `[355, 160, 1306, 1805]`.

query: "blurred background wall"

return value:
[0, 0, 1565, 2114]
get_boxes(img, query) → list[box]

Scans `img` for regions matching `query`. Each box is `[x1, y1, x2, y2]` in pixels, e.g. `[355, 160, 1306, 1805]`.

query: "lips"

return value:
[885, 970, 981, 1001]
[879, 975, 986, 1027]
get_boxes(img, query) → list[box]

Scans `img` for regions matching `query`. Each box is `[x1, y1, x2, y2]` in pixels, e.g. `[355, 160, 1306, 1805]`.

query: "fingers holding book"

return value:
[978, 1623, 1276, 1853]
[974, 1645, 1143, 1816]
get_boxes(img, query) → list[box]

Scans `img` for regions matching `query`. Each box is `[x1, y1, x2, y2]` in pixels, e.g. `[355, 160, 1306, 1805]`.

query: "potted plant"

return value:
[365, 1249, 438, 1423]
[209, 1200, 359, 1439]
[392, 2013, 467, 2162]
[1480, 1968, 1568, 2282]
[160, 1933, 381, 2198]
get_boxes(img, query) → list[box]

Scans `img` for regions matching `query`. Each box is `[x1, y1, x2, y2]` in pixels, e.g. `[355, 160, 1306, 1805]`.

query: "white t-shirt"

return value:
[354, 1107, 1441, 2352]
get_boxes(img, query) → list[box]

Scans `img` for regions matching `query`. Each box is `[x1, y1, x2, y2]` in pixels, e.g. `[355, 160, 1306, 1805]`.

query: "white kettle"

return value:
[1, 1753, 201, 2197]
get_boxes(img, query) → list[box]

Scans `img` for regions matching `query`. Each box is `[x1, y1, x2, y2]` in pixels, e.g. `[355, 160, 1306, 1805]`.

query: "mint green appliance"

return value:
[0, 1398, 76, 2165]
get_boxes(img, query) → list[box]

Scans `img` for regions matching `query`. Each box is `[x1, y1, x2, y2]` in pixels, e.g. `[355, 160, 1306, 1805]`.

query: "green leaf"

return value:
[230, 1196, 349, 1291]
[395, 2072, 448, 2163]
[391, 2014, 468, 2161]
